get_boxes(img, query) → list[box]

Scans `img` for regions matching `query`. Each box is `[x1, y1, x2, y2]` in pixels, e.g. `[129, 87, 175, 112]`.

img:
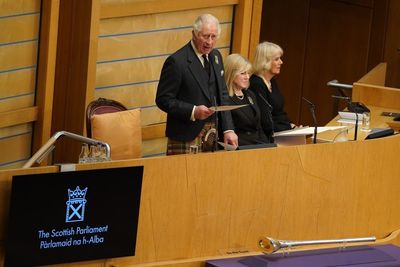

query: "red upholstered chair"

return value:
[86, 98, 127, 138]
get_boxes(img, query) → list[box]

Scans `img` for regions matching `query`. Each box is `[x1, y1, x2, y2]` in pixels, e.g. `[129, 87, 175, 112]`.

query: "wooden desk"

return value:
[1, 133, 400, 266]
[320, 105, 400, 142]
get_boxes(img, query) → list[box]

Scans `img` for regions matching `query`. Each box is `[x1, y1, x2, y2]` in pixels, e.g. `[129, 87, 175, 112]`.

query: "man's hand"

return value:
[223, 131, 238, 148]
[194, 105, 215, 120]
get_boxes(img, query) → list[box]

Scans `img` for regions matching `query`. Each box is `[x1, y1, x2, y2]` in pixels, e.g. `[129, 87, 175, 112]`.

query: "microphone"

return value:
[331, 95, 351, 102]
[326, 80, 353, 89]
[302, 97, 318, 144]
[257, 92, 274, 142]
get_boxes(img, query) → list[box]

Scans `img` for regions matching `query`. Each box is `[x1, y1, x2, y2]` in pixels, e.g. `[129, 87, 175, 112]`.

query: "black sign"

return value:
[5, 166, 143, 266]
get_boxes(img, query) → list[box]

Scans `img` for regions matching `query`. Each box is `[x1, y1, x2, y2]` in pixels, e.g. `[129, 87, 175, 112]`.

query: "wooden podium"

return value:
[1, 63, 400, 266]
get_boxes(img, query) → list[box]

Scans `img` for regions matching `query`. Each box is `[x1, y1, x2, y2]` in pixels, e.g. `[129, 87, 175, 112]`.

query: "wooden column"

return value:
[232, 0, 263, 59]
[33, 0, 60, 156]
[51, 0, 99, 163]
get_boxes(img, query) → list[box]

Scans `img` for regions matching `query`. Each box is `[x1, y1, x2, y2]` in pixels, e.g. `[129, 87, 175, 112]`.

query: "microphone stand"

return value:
[213, 96, 219, 152]
[354, 112, 359, 141]
[302, 97, 318, 144]
[331, 95, 358, 140]
[257, 93, 274, 142]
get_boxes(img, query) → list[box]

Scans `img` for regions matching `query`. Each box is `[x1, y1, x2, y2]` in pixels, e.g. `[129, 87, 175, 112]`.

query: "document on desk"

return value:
[209, 104, 248, 111]
[274, 126, 347, 136]
[217, 141, 237, 151]
[337, 111, 363, 124]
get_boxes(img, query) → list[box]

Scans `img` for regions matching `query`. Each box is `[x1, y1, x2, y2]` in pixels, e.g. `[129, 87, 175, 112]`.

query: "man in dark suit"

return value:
[156, 14, 238, 155]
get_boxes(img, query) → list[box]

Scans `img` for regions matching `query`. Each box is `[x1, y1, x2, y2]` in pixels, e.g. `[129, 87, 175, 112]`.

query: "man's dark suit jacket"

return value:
[156, 42, 234, 142]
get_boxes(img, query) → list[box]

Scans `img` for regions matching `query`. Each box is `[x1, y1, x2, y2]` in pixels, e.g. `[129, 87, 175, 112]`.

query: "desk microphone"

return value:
[302, 97, 318, 144]
[331, 95, 351, 102]
[331, 95, 359, 140]
[257, 92, 274, 142]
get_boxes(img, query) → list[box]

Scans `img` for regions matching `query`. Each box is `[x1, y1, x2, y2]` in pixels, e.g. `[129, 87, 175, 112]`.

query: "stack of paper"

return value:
[337, 111, 363, 124]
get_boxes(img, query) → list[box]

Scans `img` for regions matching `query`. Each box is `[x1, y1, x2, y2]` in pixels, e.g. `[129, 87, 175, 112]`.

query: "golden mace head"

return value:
[258, 237, 282, 254]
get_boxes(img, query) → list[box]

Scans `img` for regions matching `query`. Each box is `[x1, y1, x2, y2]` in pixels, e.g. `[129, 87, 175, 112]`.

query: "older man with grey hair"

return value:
[156, 14, 238, 155]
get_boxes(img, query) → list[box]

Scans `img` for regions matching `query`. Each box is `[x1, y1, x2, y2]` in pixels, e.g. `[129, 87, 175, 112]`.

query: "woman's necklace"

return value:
[234, 90, 244, 100]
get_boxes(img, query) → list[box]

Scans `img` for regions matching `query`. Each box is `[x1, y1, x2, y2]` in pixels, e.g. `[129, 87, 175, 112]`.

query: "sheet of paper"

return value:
[338, 111, 364, 120]
[274, 126, 347, 136]
[217, 141, 237, 151]
[337, 119, 362, 125]
[209, 104, 248, 111]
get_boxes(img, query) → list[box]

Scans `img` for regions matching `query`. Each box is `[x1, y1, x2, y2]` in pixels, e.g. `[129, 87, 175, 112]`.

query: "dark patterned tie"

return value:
[202, 54, 210, 77]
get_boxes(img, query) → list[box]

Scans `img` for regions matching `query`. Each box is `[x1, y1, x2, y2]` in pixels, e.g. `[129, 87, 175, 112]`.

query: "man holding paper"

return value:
[156, 14, 238, 155]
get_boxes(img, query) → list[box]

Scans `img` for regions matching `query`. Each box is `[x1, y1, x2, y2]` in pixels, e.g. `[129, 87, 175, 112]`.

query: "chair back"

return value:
[86, 98, 127, 137]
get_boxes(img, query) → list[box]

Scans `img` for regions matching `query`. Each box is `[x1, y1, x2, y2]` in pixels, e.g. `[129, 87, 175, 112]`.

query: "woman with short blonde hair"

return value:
[252, 42, 283, 75]
[224, 53, 252, 97]
[224, 54, 272, 145]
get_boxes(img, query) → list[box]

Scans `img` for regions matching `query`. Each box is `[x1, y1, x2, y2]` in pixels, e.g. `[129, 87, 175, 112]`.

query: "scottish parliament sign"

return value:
[5, 166, 143, 266]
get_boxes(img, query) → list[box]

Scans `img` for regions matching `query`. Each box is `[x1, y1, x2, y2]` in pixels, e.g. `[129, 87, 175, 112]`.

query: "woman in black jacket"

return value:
[249, 41, 296, 134]
[224, 54, 272, 145]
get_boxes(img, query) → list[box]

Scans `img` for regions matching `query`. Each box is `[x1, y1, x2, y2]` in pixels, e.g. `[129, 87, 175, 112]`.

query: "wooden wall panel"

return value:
[260, 0, 309, 124]
[0, 0, 40, 16]
[0, 124, 32, 169]
[0, 94, 34, 112]
[367, 0, 388, 70]
[0, 43, 38, 71]
[301, 0, 373, 125]
[0, 133, 31, 169]
[353, 84, 400, 109]
[0, 1, 41, 169]
[0, 14, 39, 43]
[51, 0, 100, 164]
[0, 69, 36, 98]
[32, 0, 60, 155]
[384, 0, 400, 88]
[260, 0, 390, 126]
[99, 0, 238, 19]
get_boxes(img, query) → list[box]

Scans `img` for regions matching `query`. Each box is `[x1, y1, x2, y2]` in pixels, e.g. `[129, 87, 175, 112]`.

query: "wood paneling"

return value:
[51, 0, 100, 163]
[260, 0, 391, 126]
[301, 0, 372, 125]
[0, 133, 31, 163]
[384, 0, 400, 88]
[0, 94, 34, 112]
[0, 69, 36, 98]
[99, 0, 238, 19]
[0, 42, 38, 71]
[353, 84, 400, 109]
[0, 14, 39, 43]
[357, 62, 386, 85]
[260, 0, 309, 124]
[0, 0, 40, 16]
[32, 0, 60, 155]
[0, 107, 38, 128]
[367, 0, 388, 70]
[248, 0, 263, 60]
